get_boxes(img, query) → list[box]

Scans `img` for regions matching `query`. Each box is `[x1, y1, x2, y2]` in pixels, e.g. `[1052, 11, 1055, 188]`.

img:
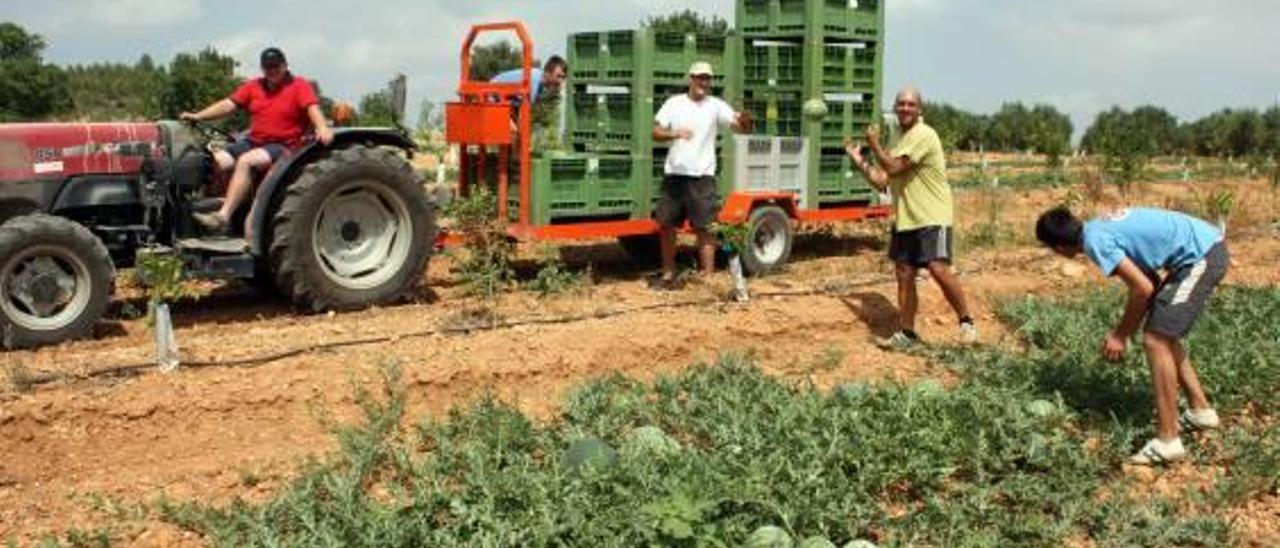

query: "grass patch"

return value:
[159, 288, 1279, 547]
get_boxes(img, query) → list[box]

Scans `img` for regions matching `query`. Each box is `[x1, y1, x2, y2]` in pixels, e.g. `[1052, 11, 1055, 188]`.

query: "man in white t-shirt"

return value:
[650, 61, 753, 290]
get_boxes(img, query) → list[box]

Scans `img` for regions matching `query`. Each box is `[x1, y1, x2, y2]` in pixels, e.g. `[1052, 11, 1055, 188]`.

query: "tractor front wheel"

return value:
[0, 214, 114, 348]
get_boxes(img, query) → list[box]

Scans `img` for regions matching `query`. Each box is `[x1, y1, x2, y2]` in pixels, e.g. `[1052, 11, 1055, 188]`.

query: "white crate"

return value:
[733, 135, 810, 209]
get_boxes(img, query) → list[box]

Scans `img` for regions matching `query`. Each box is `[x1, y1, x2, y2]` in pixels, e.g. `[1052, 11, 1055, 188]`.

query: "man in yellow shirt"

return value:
[846, 87, 977, 349]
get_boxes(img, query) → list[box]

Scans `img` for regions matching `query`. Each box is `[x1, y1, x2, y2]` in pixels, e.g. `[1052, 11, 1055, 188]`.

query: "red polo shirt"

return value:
[229, 74, 319, 146]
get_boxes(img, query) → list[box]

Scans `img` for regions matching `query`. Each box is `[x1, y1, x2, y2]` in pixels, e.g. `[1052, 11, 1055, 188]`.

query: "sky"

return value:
[4, 0, 1280, 136]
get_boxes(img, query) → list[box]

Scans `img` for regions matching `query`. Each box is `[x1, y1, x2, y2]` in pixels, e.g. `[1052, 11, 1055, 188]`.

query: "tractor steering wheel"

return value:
[183, 118, 237, 144]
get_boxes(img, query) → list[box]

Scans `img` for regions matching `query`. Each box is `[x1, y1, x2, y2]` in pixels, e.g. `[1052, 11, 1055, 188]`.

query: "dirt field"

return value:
[2, 178, 1278, 545]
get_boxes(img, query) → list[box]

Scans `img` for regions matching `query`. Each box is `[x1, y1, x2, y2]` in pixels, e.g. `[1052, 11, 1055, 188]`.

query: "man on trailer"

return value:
[491, 55, 569, 105]
[650, 61, 753, 290]
[846, 87, 977, 347]
[491, 55, 569, 137]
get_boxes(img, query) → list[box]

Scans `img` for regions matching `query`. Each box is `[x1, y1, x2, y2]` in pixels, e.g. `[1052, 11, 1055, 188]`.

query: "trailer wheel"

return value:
[0, 214, 114, 348]
[740, 205, 793, 276]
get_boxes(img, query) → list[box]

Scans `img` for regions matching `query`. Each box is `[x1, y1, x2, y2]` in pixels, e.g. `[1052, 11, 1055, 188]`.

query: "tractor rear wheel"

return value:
[268, 145, 436, 311]
[0, 214, 114, 348]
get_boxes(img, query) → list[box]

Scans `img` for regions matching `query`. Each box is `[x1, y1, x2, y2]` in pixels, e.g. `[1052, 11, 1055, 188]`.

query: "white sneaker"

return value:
[959, 321, 978, 345]
[1129, 437, 1186, 466]
[875, 331, 921, 351]
[1179, 408, 1221, 431]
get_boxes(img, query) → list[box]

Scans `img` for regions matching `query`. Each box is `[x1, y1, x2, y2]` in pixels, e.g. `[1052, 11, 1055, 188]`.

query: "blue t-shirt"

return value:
[491, 68, 544, 104]
[1082, 208, 1223, 276]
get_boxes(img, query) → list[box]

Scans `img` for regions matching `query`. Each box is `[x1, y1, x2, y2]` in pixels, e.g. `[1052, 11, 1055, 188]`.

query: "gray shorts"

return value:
[889, 225, 953, 268]
[1146, 242, 1229, 339]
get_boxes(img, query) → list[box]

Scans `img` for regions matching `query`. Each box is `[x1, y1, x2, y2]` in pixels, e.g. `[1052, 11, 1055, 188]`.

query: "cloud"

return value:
[44, 0, 202, 32]
[995, 0, 1280, 73]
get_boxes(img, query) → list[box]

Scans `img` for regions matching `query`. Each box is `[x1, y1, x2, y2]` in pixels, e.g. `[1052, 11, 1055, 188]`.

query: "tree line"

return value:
[5, 20, 1279, 163]
[0, 22, 392, 127]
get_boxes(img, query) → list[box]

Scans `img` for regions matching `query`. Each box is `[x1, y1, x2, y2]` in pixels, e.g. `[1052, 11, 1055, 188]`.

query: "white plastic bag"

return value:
[152, 302, 181, 372]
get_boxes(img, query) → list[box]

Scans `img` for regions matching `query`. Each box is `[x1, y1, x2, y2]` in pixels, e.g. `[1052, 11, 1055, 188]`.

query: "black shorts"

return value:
[656, 175, 718, 231]
[223, 138, 289, 162]
[1146, 242, 1229, 339]
[889, 225, 953, 268]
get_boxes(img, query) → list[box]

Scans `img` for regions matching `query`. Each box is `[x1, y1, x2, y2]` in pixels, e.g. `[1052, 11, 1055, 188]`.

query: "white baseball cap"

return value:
[688, 61, 714, 77]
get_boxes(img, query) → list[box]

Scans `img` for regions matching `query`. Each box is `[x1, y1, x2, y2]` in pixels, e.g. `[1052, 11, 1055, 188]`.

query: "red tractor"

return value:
[0, 121, 437, 348]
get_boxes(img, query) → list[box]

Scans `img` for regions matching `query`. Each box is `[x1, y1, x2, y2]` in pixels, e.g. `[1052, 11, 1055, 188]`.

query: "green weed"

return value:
[445, 188, 516, 299]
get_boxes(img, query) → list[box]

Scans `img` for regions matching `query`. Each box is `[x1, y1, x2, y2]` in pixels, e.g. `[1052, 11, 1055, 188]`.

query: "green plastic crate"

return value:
[744, 90, 803, 137]
[821, 40, 879, 91]
[816, 148, 876, 204]
[652, 32, 729, 84]
[528, 153, 651, 223]
[815, 94, 877, 147]
[570, 29, 729, 86]
[738, 0, 882, 39]
[743, 40, 804, 89]
[565, 34, 741, 156]
[569, 31, 638, 81]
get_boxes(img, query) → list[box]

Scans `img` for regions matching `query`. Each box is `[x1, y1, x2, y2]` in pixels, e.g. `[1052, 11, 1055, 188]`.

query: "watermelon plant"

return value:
[154, 287, 1279, 547]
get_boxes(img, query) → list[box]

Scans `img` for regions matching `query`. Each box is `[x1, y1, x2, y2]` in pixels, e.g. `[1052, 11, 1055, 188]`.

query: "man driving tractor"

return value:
[180, 47, 335, 235]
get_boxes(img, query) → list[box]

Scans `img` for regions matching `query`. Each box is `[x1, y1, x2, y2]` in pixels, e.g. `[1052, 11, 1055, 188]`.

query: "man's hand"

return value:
[865, 124, 882, 147]
[180, 112, 200, 122]
[316, 126, 335, 146]
[734, 110, 754, 132]
[674, 127, 693, 140]
[1102, 331, 1128, 362]
[844, 137, 865, 164]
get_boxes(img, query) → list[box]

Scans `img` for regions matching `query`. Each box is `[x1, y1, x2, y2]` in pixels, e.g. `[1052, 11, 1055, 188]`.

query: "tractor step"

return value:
[176, 238, 255, 279]
[178, 237, 248, 254]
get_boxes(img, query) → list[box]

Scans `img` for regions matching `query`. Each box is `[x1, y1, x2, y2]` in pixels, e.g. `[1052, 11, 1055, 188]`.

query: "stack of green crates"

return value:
[737, 0, 885, 207]
[564, 27, 741, 221]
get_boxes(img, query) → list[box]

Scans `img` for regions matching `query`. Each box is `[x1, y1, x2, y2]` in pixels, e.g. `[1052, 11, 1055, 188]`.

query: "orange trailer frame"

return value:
[443, 22, 891, 251]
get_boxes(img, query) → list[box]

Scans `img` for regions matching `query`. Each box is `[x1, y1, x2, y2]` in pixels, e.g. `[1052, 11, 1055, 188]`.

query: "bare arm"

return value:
[307, 104, 334, 145]
[866, 125, 912, 177]
[845, 138, 889, 190]
[181, 99, 237, 122]
[1112, 258, 1156, 338]
[1103, 258, 1156, 361]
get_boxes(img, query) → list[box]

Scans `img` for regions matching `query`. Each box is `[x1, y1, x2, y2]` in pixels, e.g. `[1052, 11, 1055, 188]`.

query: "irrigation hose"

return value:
[15, 257, 1051, 390]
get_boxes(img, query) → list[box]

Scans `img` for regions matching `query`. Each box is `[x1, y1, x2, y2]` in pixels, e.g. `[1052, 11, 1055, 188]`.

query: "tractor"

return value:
[0, 120, 437, 349]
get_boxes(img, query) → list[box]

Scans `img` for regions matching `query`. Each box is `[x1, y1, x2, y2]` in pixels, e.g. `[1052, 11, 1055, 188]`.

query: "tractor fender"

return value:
[50, 175, 141, 213]
[247, 129, 417, 256]
[717, 191, 800, 225]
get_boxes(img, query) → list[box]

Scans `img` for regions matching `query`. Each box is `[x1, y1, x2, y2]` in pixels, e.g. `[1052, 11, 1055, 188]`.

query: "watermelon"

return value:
[797, 536, 837, 548]
[802, 99, 829, 120]
[562, 437, 617, 473]
[746, 525, 793, 548]
[621, 426, 681, 457]
[1025, 399, 1059, 418]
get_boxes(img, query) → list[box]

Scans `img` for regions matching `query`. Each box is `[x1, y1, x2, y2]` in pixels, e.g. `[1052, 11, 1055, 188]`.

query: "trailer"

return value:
[446, 4, 890, 275]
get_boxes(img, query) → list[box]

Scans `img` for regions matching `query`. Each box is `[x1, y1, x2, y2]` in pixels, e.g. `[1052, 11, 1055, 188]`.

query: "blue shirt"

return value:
[1082, 208, 1223, 276]
[491, 68, 544, 104]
